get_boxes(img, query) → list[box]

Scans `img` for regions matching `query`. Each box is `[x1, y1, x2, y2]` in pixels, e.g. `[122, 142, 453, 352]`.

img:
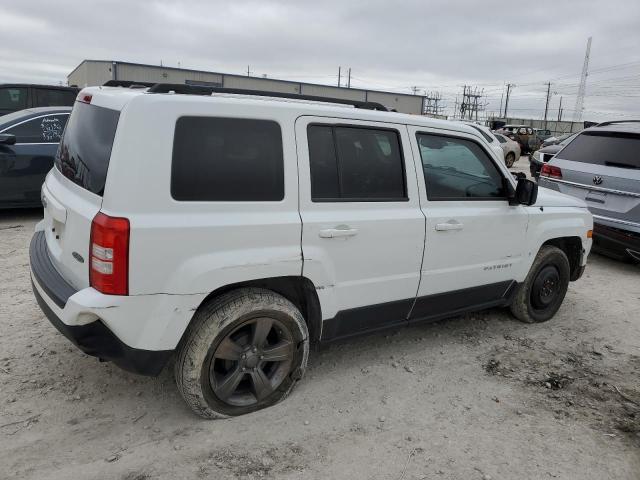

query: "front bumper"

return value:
[30, 231, 172, 376]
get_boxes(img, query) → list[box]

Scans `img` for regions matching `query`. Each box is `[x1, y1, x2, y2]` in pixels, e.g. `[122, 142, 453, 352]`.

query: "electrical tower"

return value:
[457, 86, 485, 121]
[423, 91, 444, 116]
[573, 37, 592, 122]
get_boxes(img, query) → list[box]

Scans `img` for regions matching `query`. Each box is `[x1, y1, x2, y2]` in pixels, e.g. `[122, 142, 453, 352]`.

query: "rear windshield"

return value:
[558, 131, 640, 170]
[55, 102, 120, 195]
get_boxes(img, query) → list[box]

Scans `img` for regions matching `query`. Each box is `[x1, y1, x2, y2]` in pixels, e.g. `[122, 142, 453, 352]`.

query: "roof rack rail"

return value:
[145, 83, 389, 111]
[595, 120, 640, 127]
[103, 80, 156, 88]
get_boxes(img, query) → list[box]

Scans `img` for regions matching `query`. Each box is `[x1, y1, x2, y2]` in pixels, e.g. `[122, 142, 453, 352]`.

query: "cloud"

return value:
[1, 0, 639, 121]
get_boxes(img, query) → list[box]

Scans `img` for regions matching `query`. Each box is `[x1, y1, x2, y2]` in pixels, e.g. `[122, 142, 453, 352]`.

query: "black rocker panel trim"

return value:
[321, 281, 517, 342]
[409, 281, 516, 323]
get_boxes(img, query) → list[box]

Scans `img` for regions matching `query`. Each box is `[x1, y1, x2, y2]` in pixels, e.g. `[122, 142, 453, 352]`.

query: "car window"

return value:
[35, 89, 76, 107]
[0, 87, 27, 111]
[55, 103, 120, 196]
[556, 131, 640, 169]
[5, 114, 69, 143]
[495, 134, 507, 144]
[416, 133, 506, 200]
[171, 117, 284, 201]
[308, 125, 406, 201]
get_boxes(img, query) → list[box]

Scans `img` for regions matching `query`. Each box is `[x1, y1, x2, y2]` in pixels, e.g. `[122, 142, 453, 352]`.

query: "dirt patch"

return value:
[483, 335, 640, 442]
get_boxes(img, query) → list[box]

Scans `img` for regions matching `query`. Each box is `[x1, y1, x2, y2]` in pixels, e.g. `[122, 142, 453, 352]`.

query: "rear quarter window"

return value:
[171, 117, 284, 201]
[557, 131, 640, 170]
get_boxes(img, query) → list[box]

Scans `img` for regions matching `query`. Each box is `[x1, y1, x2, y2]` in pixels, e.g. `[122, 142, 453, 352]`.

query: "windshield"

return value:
[55, 101, 120, 195]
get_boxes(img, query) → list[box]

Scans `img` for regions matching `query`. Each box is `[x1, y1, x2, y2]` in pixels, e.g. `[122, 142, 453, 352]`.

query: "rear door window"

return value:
[35, 88, 76, 107]
[557, 131, 640, 169]
[308, 125, 407, 201]
[171, 117, 284, 201]
[55, 102, 120, 195]
[6, 114, 69, 143]
[0, 87, 27, 111]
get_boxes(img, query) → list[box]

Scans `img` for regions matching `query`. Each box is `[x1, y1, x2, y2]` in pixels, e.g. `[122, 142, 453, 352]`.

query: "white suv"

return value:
[30, 84, 593, 418]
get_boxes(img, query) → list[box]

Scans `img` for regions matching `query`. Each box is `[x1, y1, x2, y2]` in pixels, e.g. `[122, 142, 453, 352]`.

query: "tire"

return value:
[505, 152, 516, 168]
[175, 288, 309, 418]
[510, 246, 570, 323]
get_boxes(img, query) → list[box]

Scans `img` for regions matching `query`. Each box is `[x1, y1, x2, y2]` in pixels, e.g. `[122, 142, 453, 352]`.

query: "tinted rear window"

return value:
[558, 131, 640, 169]
[35, 88, 77, 107]
[171, 117, 284, 201]
[55, 102, 120, 196]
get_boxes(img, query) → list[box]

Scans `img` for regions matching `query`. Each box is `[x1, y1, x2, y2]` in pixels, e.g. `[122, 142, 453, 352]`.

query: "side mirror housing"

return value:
[0, 133, 16, 145]
[510, 177, 538, 206]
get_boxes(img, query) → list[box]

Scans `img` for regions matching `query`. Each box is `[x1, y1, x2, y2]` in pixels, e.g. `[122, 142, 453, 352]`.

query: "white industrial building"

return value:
[68, 60, 426, 114]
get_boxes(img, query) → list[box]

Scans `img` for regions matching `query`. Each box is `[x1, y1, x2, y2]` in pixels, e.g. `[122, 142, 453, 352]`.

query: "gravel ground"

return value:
[1, 157, 639, 479]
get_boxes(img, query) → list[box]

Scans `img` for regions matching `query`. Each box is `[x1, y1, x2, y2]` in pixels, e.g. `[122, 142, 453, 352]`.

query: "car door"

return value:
[0, 113, 68, 206]
[296, 117, 425, 341]
[407, 127, 529, 322]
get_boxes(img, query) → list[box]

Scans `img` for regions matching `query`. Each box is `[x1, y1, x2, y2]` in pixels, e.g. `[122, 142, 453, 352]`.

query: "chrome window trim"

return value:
[542, 177, 640, 199]
[0, 112, 69, 144]
[592, 215, 640, 229]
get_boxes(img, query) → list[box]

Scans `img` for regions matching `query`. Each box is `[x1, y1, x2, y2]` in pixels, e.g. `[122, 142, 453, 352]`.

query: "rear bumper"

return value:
[30, 231, 172, 376]
[592, 221, 640, 261]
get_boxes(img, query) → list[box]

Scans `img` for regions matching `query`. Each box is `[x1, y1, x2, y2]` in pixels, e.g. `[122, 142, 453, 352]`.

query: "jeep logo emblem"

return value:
[592, 176, 603, 185]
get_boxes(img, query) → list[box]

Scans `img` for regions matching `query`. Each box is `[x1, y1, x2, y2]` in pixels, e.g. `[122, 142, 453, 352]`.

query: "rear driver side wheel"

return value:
[175, 288, 309, 418]
[510, 246, 570, 323]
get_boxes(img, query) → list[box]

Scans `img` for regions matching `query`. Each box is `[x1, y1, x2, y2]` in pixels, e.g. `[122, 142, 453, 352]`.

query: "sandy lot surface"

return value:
[1, 158, 639, 479]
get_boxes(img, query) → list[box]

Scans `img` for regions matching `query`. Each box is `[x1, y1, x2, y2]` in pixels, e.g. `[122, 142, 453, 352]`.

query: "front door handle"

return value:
[435, 221, 464, 231]
[319, 226, 359, 238]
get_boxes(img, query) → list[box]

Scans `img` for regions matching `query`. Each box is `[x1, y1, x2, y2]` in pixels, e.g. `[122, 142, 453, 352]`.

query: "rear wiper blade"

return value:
[604, 161, 639, 169]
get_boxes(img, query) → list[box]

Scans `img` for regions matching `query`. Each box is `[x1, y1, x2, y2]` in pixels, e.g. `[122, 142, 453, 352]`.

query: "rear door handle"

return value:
[319, 226, 359, 238]
[435, 221, 463, 231]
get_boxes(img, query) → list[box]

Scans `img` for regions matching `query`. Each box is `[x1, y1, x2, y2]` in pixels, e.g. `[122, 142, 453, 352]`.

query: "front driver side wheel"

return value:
[510, 246, 570, 323]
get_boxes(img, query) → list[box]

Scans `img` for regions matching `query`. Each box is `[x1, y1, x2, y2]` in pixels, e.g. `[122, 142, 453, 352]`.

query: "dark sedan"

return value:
[0, 107, 71, 208]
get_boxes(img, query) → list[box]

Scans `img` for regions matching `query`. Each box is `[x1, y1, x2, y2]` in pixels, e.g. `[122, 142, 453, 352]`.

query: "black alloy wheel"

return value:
[209, 317, 295, 407]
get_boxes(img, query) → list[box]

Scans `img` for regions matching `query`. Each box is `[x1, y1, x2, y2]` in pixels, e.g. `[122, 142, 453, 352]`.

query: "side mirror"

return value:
[0, 133, 16, 145]
[511, 177, 538, 206]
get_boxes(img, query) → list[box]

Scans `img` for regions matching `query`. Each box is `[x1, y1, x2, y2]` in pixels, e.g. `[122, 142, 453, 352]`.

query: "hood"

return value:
[534, 186, 588, 208]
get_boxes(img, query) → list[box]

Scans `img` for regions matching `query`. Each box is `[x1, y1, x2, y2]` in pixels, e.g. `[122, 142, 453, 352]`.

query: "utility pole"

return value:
[557, 96, 563, 122]
[338, 67, 341, 87]
[246, 65, 251, 77]
[499, 84, 505, 117]
[347, 68, 351, 88]
[543, 82, 552, 129]
[504, 83, 514, 118]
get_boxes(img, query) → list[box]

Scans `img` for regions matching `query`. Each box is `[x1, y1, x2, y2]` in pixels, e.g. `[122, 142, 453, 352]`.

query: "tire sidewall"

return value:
[524, 249, 570, 322]
[176, 289, 309, 418]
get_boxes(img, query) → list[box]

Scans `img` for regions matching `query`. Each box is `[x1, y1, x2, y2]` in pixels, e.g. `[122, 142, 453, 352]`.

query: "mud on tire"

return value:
[510, 245, 571, 323]
[175, 288, 309, 418]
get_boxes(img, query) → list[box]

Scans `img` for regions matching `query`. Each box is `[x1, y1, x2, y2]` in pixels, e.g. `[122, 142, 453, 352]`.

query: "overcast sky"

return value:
[2, 0, 639, 121]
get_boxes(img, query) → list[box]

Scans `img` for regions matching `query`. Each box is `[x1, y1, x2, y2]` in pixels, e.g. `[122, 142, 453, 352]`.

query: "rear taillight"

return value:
[541, 164, 562, 179]
[90, 212, 129, 295]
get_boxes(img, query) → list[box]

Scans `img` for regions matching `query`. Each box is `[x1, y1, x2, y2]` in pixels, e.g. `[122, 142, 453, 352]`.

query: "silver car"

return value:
[539, 121, 640, 262]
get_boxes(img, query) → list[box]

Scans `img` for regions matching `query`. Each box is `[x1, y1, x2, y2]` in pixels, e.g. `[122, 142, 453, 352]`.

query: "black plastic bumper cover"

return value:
[30, 232, 172, 376]
[592, 222, 640, 261]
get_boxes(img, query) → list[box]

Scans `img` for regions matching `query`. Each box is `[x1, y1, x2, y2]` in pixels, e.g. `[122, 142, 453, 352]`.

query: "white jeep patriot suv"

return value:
[30, 84, 593, 418]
